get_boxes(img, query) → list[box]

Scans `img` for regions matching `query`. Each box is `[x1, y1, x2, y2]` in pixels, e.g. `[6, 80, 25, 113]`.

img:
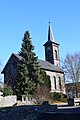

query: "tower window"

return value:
[47, 50, 51, 61]
[55, 50, 58, 60]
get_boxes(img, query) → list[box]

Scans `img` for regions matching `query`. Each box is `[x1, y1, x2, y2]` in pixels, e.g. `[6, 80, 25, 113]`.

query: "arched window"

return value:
[54, 76, 56, 90]
[55, 50, 57, 60]
[58, 77, 61, 90]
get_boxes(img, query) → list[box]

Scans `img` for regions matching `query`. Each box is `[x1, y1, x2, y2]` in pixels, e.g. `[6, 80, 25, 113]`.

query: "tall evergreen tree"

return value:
[40, 70, 51, 88]
[15, 31, 43, 97]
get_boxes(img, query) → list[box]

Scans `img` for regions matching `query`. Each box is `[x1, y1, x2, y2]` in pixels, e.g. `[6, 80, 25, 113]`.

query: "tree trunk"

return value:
[75, 82, 79, 98]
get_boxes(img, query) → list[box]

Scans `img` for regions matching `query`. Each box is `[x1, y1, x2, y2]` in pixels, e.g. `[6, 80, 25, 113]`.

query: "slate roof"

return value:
[14, 53, 22, 61]
[14, 53, 64, 73]
[2, 53, 64, 74]
[38, 59, 64, 73]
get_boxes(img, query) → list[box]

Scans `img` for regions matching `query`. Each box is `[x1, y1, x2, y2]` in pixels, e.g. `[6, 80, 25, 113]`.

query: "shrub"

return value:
[3, 84, 13, 97]
[51, 92, 67, 101]
[33, 85, 50, 104]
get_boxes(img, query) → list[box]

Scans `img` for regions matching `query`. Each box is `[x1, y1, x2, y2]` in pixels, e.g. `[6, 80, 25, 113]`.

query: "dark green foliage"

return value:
[0, 84, 2, 92]
[40, 70, 51, 88]
[3, 84, 13, 97]
[15, 31, 43, 97]
[51, 92, 61, 101]
[51, 92, 67, 101]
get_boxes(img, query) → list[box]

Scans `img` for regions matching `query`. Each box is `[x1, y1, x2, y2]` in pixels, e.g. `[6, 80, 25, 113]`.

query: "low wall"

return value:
[74, 98, 80, 106]
[0, 104, 57, 120]
[0, 95, 17, 107]
[22, 96, 36, 105]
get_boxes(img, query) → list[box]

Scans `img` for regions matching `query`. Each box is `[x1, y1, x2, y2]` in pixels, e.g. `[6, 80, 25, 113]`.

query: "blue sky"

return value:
[0, 0, 80, 70]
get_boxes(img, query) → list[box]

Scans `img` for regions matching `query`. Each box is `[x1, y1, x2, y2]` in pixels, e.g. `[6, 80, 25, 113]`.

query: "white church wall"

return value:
[45, 70, 65, 94]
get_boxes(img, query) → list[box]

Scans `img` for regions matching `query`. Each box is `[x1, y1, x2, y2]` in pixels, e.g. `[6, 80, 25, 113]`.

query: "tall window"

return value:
[58, 77, 62, 90]
[55, 50, 57, 60]
[54, 76, 56, 89]
[47, 50, 51, 61]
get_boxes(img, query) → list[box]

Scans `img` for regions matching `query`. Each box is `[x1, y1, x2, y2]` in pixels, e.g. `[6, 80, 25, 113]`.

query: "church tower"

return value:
[43, 22, 60, 66]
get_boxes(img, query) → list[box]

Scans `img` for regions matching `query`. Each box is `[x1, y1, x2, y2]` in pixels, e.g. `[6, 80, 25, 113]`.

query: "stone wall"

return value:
[0, 95, 17, 107]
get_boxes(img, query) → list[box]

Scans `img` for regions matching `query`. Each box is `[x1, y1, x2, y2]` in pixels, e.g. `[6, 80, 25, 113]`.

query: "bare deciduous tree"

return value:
[33, 85, 50, 104]
[0, 61, 2, 83]
[63, 52, 80, 97]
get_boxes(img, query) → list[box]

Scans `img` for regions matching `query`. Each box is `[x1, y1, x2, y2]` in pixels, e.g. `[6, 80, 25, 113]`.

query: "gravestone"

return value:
[67, 97, 74, 106]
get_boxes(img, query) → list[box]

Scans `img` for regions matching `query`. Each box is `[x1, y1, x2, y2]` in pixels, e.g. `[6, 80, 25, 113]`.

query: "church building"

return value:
[1, 22, 65, 94]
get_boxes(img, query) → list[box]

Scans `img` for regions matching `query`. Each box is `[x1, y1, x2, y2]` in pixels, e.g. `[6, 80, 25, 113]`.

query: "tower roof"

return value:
[48, 22, 55, 42]
[43, 22, 59, 46]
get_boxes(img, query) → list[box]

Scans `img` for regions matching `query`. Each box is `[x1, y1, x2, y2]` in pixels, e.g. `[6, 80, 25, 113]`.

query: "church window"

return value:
[58, 77, 62, 90]
[55, 50, 58, 60]
[53, 76, 56, 89]
[47, 50, 51, 61]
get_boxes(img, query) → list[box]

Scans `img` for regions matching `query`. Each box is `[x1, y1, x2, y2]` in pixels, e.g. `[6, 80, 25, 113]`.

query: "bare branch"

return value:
[62, 52, 80, 97]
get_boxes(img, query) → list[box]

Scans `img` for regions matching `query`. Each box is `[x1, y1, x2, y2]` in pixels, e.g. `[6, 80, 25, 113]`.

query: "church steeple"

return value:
[44, 22, 60, 66]
[48, 22, 55, 42]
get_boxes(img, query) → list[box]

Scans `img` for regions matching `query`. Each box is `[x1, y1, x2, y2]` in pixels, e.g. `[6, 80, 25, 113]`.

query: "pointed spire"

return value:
[48, 21, 55, 42]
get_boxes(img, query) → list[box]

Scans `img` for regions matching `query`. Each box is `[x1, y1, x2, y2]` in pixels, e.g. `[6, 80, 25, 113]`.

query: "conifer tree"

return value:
[15, 31, 43, 97]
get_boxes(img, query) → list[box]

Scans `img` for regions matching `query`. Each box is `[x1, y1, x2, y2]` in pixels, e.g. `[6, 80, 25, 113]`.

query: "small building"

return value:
[1, 22, 65, 94]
